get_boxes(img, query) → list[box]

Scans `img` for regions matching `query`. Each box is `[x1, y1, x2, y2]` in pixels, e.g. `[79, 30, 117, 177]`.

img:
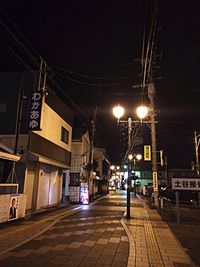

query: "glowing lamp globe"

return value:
[136, 106, 148, 119]
[128, 154, 133, 160]
[110, 165, 115, 170]
[113, 105, 124, 120]
[136, 154, 142, 161]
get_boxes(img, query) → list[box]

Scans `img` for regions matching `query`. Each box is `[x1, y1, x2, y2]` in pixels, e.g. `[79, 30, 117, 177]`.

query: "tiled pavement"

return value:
[0, 196, 129, 267]
[0, 193, 197, 267]
[122, 195, 196, 267]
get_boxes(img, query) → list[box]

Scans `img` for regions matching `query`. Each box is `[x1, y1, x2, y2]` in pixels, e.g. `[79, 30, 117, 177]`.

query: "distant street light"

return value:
[128, 154, 142, 196]
[110, 165, 115, 171]
[136, 154, 142, 161]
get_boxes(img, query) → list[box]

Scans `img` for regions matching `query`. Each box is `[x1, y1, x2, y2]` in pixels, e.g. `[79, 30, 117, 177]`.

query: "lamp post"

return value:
[128, 153, 142, 196]
[113, 105, 147, 219]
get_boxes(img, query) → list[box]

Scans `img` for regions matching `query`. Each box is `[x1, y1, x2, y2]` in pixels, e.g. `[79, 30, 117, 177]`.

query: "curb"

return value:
[121, 213, 136, 267]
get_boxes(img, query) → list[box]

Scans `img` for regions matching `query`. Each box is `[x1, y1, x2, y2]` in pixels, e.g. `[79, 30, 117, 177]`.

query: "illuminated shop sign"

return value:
[144, 145, 151, 161]
[28, 90, 43, 131]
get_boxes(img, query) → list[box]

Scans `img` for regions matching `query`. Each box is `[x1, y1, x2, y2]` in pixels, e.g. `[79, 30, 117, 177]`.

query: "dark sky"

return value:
[0, 0, 200, 168]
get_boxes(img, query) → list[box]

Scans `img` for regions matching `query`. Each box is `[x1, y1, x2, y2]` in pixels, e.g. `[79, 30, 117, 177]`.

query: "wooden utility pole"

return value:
[194, 131, 200, 175]
[148, 83, 159, 208]
[88, 107, 98, 199]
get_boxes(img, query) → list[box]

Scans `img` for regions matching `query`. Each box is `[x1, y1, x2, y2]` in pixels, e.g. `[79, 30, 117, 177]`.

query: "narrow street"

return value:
[0, 192, 129, 267]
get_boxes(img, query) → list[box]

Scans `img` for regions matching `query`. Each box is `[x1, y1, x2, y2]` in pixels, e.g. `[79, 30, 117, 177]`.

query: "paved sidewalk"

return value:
[122, 195, 196, 267]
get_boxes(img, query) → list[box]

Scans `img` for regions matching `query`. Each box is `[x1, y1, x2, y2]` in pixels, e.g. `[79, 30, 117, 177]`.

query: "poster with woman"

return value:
[9, 196, 19, 220]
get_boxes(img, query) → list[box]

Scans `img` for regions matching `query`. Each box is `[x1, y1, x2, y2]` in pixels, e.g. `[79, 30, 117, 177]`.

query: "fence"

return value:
[0, 183, 19, 195]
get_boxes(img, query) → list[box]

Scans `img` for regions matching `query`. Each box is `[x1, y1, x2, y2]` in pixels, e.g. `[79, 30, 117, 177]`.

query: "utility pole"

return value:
[148, 83, 159, 208]
[88, 107, 98, 200]
[7, 74, 26, 183]
[194, 131, 200, 175]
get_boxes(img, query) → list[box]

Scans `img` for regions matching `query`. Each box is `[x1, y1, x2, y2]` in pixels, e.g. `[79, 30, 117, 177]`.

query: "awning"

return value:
[30, 152, 70, 169]
[0, 151, 20, 161]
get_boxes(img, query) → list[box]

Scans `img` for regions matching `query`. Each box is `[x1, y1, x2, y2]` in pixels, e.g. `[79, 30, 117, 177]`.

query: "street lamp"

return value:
[129, 153, 142, 196]
[136, 106, 148, 120]
[113, 105, 147, 219]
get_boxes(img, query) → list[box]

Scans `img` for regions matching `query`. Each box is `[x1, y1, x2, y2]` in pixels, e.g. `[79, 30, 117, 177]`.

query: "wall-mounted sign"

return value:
[172, 178, 200, 191]
[9, 195, 19, 221]
[28, 90, 43, 131]
[153, 172, 158, 192]
[80, 183, 89, 204]
[144, 145, 151, 161]
[70, 172, 80, 186]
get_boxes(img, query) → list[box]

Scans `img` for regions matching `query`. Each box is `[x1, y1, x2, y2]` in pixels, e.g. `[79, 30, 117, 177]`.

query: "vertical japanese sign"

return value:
[144, 145, 151, 161]
[153, 172, 158, 192]
[28, 90, 43, 131]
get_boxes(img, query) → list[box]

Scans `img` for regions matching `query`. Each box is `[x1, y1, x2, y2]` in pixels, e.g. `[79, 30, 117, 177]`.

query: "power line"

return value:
[0, 38, 35, 73]
[0, 8, 91, 121]
[53, 70, 141, 87]
[0, 8, 41, 67]
[53, 65, 139, 80]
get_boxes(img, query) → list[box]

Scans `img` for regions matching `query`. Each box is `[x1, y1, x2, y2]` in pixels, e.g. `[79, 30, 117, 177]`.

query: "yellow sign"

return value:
[153, 172, 158, 192]
[144, 145, 151, 161]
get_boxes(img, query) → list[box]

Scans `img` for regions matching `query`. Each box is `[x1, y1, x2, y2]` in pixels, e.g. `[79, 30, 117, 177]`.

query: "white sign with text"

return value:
[172, 178, 200, 191]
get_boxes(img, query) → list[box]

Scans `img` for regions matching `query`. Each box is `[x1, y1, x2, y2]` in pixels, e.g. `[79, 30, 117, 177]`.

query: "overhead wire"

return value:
[146, 3, 158, 83]
[141, 0, 159, 102]
[0, 38, 35, 73]
[53, 70, 142, 87]
[121, 0, 159, 162]
[53, 65, 138, 80]
[0, 8, 91, 121]
[0, 8, 41, 67]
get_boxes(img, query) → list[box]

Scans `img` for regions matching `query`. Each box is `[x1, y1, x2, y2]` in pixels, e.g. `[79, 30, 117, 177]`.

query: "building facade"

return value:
[0, 72, 73, 211]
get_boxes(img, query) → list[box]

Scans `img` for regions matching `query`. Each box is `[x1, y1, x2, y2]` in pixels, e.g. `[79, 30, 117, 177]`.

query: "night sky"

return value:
[0, 0, 200, 168]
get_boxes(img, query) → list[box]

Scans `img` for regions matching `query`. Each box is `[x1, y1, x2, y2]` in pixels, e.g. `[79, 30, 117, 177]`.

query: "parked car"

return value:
[152, 186, 198, 205]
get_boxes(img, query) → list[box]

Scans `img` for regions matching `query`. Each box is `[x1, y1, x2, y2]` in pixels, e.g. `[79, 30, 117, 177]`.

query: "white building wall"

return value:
[24, 166, 35, 210]
[34, 103, 72, 152]
[37, 164, 51, 209]
[36, 163, 62, 210]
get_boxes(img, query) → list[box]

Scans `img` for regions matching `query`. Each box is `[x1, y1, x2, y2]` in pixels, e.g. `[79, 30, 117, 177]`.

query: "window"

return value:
[61, 127, 69, 144]
[0, 103, 6, 113]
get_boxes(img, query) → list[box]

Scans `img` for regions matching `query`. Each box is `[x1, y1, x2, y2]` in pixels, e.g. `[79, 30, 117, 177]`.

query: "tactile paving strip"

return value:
[143, 209, 165, 267]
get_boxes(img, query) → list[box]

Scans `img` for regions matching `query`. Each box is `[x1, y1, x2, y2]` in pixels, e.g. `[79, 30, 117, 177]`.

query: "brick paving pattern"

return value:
[0, 200, 129, 267]
[0, 193, 196, 267]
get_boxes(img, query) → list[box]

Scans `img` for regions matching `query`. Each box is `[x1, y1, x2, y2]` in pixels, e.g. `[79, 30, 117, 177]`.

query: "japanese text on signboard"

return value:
[172, 178, 200, 191]
[28, 91, 43, 130]
[144, 145, 151, 161]
[153, 172, 158, 192]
